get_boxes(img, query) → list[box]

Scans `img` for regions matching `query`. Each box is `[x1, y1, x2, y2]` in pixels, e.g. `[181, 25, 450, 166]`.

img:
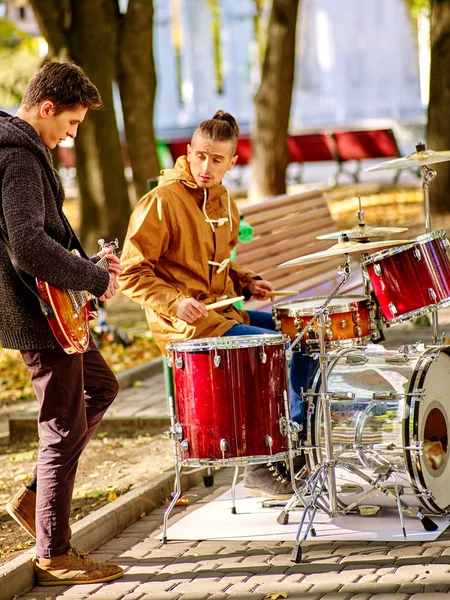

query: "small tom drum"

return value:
[166, 334, 290, 465]
[362, 230, 450, 325]
[273, 295, 374, 349]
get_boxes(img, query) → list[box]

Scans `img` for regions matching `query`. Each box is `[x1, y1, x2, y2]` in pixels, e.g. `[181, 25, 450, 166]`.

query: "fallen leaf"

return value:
[264, 594, 288, 600]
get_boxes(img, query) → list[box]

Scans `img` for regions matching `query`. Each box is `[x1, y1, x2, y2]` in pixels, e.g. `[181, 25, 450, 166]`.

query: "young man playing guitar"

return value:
[0, 62, 124, 585]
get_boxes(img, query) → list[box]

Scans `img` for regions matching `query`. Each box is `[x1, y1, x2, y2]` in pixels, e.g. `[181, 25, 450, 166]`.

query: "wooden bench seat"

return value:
[236, 189, 362, 310]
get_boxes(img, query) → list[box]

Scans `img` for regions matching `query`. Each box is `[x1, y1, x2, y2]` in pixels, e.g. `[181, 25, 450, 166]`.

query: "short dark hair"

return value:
[194, 110, 239, 153]
[21, 61, 102, 115]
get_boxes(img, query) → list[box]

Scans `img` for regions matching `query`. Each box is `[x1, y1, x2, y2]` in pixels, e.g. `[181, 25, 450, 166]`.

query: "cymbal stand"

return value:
[417, 141, 441, 344]
[279, 255, 351, 551]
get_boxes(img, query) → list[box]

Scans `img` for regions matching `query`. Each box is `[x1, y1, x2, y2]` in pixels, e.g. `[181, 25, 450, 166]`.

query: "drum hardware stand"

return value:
[417, 141, 442, 345]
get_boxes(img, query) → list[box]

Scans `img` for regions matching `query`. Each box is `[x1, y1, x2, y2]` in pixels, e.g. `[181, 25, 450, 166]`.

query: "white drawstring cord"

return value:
[201, 187, 233, 231]
[208, 257, 230, 274]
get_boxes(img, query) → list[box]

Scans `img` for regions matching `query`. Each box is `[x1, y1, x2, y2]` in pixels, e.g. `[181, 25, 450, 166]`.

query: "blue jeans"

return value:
[222, 310, 316, 426]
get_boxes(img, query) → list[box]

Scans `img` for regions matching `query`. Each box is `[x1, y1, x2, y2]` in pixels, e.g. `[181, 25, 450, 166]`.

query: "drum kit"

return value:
[163, 142, 450, 561]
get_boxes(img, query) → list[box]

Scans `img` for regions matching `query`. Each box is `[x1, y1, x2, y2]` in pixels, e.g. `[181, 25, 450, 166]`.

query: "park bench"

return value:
[166, 127, 411, 187]
[236, 188, 362, 310]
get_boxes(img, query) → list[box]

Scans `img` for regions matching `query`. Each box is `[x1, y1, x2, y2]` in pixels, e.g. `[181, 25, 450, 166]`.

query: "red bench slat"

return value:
[332, 129, 399, 162]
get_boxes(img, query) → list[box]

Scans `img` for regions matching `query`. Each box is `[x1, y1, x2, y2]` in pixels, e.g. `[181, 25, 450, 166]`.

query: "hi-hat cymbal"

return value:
[366, 149, 450, 172]
[317, 225, 409, 241]
[278, 239, 411, 268]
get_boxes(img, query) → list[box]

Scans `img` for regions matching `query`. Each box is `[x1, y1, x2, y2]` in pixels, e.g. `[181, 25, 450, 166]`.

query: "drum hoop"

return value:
[166, 333, 288, 352]
[273, 296, 371, 317]
[361, 229, 446, 266]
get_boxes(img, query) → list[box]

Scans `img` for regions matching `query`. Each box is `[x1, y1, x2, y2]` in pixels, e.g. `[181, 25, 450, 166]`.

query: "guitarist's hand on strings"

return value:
[99, 273, 119, 301]
[96, 246, 123, 277]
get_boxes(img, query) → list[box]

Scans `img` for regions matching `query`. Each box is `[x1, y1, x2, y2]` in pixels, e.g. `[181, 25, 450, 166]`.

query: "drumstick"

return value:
[271, 290, 299, 296]
[205, 296, 245, 311]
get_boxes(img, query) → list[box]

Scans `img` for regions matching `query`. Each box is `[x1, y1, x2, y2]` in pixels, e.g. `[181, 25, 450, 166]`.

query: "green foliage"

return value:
[405, 0, 430, 18]
[0, 18, 42, 108]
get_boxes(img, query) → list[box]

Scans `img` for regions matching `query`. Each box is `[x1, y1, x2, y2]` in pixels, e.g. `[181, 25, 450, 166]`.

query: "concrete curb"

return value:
[0, 466, 207, 600]
[116, 355, 164, 390]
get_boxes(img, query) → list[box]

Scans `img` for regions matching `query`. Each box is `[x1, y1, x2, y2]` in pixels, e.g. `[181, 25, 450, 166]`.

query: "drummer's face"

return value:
[187, 132, 237, 189]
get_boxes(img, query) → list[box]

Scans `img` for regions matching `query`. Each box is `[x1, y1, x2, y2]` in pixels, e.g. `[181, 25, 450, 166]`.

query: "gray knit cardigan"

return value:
[0, 111, 110, 350]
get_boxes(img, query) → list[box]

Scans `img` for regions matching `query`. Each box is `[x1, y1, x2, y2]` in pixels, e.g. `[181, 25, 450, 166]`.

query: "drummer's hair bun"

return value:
[195, 110, 239, 151]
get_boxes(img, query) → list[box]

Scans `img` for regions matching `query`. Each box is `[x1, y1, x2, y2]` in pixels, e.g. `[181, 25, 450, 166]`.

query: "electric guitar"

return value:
[36, 238, 119, 354]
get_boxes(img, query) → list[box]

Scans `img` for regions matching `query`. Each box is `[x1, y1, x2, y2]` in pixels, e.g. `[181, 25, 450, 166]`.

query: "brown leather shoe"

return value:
[5, 486, 36, 539]
[35, 547, 124, 585]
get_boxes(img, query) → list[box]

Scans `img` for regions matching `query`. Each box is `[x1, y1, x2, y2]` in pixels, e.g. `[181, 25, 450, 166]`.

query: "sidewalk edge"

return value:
[0, 466, 206, 600]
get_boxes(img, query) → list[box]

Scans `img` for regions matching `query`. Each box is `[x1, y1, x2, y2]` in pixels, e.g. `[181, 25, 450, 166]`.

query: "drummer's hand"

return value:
[247, 279, 274, 301]
[177, 298, 209, 323]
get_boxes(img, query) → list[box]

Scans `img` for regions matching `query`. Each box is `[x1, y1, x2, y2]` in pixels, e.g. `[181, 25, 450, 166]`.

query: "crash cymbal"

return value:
[278, 239, 412, 268]
[366, 149, 450, 172]
[317, 225, 409, 241]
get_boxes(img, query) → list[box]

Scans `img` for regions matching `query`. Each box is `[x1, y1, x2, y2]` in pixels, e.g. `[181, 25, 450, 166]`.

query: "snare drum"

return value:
[273, 296, 374, 349]
[306, 345, 450, 514]
[166, 334, 289, 465]
[362, 230, 450, 325]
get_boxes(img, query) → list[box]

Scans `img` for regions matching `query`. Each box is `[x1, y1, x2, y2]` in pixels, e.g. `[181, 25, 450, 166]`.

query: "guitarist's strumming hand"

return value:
[99, 273, 119, 301]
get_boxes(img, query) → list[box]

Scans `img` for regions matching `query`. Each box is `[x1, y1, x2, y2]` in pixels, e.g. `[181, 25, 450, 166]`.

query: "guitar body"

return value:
[36, 250, 93, 354]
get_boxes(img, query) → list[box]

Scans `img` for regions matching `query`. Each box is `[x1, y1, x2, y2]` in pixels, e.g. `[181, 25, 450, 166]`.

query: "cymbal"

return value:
[278, 239, 412, 268]
[317, 225, 409, 241]
[366, 149, 450, 172]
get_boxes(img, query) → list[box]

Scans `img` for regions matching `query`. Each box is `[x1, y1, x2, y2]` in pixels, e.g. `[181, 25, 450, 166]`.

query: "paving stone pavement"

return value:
[18, 465, 450, 600]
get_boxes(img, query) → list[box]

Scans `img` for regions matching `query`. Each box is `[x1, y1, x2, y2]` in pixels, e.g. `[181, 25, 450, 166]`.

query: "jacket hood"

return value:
[0, 110, 58, 190]
[159, 155, 197, 189]
[159, 155, 233, 232]
[0, 111, 49, 158]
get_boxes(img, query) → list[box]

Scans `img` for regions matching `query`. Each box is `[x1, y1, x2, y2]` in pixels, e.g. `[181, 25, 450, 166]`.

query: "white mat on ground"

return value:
[162, 481, 449, 543]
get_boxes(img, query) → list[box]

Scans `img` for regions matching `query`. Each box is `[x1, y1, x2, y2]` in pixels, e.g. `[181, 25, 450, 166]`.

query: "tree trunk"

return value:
[75, 114, 106, 252]
[29, 0, 131, 249]
[427, 0, 450, 214]
[250, 0, 300, 201]
[68, 0, 131, 247]
[118, 0, 160, 202]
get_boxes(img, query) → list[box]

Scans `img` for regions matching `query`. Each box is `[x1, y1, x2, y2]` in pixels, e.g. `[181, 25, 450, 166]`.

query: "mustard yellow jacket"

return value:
[119, 157, 255, 352]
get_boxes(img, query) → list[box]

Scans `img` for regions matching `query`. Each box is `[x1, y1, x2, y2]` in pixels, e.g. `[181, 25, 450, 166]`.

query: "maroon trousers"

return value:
[21, 340, 119, 558]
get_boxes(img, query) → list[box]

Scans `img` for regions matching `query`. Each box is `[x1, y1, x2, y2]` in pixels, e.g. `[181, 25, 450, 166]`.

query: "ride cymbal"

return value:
[278, 239, 412, 268]
[366, 149, 450, 172]
[317, 225, 409, 241]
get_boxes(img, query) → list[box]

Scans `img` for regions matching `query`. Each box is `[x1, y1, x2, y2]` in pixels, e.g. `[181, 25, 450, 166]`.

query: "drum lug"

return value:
[166, 355, 173, 368]
[285, 349, 292, 360]
[175, 356, 184, 369]
[278, 416, 288, 437]
[345, 353, 368, 364]
[323, 315, 332, 328]
[273, 317, 282, 331]
[293, 317, 302, 330]
[181, 439, 190, 453]
[373, 263, 382, 276]
[331, 391, 356, 400]
[341, 319, 347, 329]
[167, 422, 183, 442]
[413, 247, 422, 261]
[372, 391, 402, 400]
[352, 312, 361, 324]
[353, 325, 363, 337]
[214, 355, 222, 367]
[325, 328, 334, 341]
[388, 302, 398, 316]
[428, 288, 437, 302]
[220, 439, 228, 458]
[385, 354, 410, 364]
[265, 435, 273, 450]
[259, 351, 267, 364]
